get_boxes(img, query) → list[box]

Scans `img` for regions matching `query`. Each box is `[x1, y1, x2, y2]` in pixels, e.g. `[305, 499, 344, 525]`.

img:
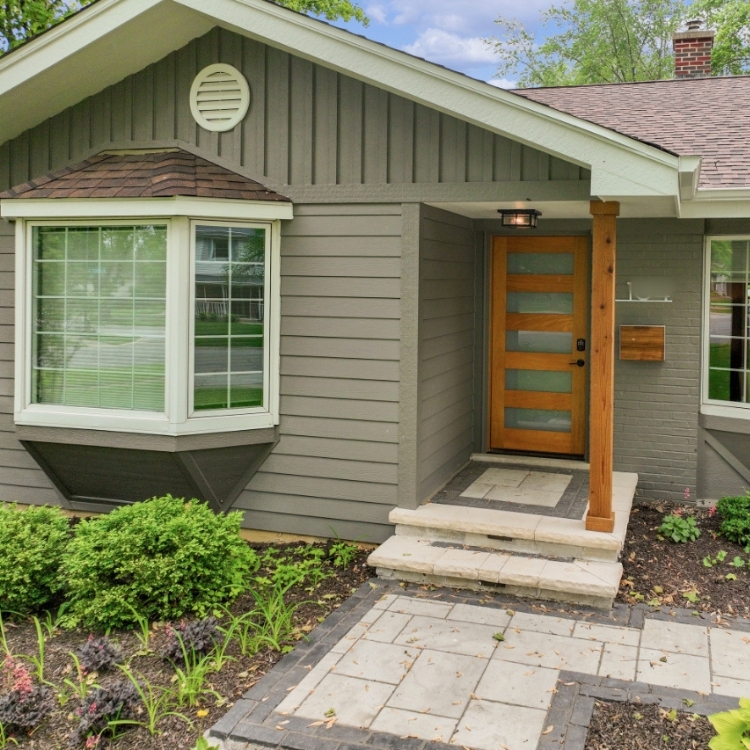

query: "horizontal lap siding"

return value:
[0, 220, 61, 506]
[417, 206, 476, 501]
[234, 205, 402, 542]
[0, 28, 588, 192]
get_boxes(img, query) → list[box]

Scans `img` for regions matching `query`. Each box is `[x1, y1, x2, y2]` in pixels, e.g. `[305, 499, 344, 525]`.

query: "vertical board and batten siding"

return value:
[0, 28, 590, 192]
[232, 205, 401, 543]
[0, 219, 62, 506]
[418, 206, 476, 501]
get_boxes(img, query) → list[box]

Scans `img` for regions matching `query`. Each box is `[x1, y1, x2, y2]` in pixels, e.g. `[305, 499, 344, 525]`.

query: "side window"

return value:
[193, 224, 268, 412]
[707, 239, 750, 404]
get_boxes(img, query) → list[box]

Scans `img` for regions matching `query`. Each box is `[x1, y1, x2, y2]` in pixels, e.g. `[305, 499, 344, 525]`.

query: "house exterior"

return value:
[0, 0, 748, 545]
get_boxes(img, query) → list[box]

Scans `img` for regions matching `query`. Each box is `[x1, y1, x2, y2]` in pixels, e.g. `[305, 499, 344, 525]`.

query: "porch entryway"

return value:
[368, 455, 637, 609]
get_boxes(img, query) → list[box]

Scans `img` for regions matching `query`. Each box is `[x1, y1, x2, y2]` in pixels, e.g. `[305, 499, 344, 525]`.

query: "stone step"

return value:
[367, 536, 623, 609]
[390, 472, 637, 563]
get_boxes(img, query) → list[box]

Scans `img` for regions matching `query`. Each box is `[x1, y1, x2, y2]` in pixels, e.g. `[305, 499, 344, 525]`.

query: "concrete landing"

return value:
[367, 465, 638, 608]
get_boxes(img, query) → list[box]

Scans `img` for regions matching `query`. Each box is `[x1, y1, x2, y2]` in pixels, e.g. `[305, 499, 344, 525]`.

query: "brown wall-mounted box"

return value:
[619, 325, 665, 361]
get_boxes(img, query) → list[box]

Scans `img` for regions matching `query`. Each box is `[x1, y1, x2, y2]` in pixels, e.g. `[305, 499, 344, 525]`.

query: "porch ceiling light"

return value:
[498, 209, 541, 228]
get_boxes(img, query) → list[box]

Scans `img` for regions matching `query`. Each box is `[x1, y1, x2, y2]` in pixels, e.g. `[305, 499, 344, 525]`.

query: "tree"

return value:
[487, 0, 750, 88]
[0, 0, 78, 52]
[0, 0, 367, 55]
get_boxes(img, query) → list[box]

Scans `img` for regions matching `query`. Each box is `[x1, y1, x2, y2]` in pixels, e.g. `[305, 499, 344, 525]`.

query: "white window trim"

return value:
[10, 199, 287, 436]
[701, 234, 750, 419]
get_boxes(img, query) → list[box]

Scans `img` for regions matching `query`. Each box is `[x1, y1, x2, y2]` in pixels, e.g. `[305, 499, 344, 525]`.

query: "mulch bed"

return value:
[585, 701, 714, 750]
[619, 501, 750, 618]
[1, 542, 374, 750]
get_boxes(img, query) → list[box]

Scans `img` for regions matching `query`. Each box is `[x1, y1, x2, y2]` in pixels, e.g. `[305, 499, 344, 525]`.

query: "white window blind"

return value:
[31, 225, 168, 411]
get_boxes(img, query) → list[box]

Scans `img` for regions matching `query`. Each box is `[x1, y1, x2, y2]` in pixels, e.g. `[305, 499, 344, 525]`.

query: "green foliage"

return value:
[0, 504, 69, 615]
[704, 550, 728, 567]
[272, 0, 367, 25]
[487, 0, 750, 88]
[658, 512, 701, 543]
[709, 697, 750, 750]
[329, 541, 360, 569]
[717, 495, 750, 548]
[691, 0, 750, 76]
[256, 546, 333, 591]
[60, 496, 259, 631]
[0, 0, 79, 52]
[192, 739, 220, 750]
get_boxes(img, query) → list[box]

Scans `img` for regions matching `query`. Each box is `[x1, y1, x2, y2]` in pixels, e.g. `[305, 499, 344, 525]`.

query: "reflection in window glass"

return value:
[194, 225, 266, 411]
[709, 240, 750, 403]
[31, 226, 167, 411]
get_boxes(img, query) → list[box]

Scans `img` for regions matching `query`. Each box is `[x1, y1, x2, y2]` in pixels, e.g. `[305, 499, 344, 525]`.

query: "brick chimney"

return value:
[673, 19, 715, 79]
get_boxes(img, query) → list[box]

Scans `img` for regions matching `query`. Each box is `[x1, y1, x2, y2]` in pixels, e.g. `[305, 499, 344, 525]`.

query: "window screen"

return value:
[194, 225, 266, 411]
[31, 225, 167, 411]
[708, 239, 750, 404]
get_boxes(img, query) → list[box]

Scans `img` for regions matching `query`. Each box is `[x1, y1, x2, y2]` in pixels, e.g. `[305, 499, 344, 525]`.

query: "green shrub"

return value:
[717, 495, 750, 548]
[61, 496, 258, 631]
[0, 504, 69, 615]
[657, 512, 701, 543]
[709, 697, 750, 750]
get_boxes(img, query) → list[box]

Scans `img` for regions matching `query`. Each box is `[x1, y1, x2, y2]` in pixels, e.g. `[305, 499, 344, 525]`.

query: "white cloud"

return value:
[403, 28, 498, 67]
[386, 0, 550, 35]
[488, 77, 518, 89]
[365, 3, 388, 25]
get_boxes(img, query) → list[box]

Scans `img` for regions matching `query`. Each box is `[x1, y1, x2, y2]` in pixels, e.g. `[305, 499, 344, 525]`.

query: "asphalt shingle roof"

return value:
[0, 149, 291, 201]
[513, 76, 750, 190]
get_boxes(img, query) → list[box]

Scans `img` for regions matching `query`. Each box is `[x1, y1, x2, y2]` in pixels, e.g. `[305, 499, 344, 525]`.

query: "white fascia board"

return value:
[0, 196, 294, 221]
[173, 0, 681, 200]
[678, 156, 702, 201]
[679, 188, 750, 218]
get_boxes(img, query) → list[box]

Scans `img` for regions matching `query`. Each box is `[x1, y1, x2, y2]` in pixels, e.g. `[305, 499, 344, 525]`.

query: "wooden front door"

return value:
[490, 236, 589, 456]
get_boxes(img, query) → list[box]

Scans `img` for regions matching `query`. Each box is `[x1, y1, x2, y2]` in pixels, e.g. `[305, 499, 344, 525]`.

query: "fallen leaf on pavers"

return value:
[524, 671, 535, 676]
[453, 701, 462, 705]
[506, 610, 515, 616]
[660, 656, 668, 663]
[512, 628, 521, 634]
[493, 633, 505, 642]
[286, 686, 297, 692]
[563, 682, 576, 686]
[325, 718, 337, 730]
[504, 645, 515, 649]
[420, 708, 431, 714]
[456, 672, 463, 677]
[324, 708, 336, 718]
[307, 721, 325, 728]
[470, 693, 478, 700]
[276, 725, 286, 731]
[542, 726, 554, 735]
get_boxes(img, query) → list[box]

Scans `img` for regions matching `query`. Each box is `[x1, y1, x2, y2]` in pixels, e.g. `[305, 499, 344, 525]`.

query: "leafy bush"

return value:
[658, 512, 701, 543]
[61, 496, 259, 630]
[75, 636, 123, 674]
[717, 495, 750, 548]
[0, 504, 69, 615]
[709, 696, 750, 750]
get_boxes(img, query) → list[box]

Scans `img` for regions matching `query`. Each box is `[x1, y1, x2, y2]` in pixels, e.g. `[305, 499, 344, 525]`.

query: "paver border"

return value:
[207, 580, 750, 750]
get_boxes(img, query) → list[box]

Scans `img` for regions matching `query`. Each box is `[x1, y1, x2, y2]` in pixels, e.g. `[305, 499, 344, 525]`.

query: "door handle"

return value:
[569, 359, 586, 367]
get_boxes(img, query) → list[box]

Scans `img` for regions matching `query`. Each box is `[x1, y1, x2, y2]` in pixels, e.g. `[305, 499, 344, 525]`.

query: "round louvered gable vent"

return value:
[190, 64, 251, 132]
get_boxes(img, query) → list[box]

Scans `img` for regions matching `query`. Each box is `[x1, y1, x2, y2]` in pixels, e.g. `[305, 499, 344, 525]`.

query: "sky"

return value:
[332, 0, 553, 89]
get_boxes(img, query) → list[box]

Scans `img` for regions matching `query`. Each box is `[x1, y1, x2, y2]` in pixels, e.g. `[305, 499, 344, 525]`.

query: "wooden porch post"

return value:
[586, 200, 620, 533]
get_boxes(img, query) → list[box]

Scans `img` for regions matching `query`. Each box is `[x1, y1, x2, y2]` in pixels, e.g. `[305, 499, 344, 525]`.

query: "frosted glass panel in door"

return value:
[507, 292, 573, 314]
[507, 253, 575, 275]
[505, 408, 572, 433]
[506, 370, 572, 393]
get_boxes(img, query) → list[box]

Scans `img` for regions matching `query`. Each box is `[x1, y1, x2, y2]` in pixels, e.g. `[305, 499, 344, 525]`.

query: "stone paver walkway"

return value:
[210, 583, 750, 750]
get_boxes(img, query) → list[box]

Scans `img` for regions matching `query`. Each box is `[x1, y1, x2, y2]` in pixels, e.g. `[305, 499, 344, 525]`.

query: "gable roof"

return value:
[0, 0, 684, 208]
[0, 149, 290, 202]
[515, 77, 750, 190]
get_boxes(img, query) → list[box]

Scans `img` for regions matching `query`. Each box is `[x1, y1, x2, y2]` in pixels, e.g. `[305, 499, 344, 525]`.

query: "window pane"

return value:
[505, 408, 571, 433]
[709, 240, 750, 404]
[507, 292, 573, 314]
[194, 225, 267, 411]
[505, 369, 572, 393]
[31, 226, 167, 412]
[507, 253, 574, 275]
[506, 331, 572, 354]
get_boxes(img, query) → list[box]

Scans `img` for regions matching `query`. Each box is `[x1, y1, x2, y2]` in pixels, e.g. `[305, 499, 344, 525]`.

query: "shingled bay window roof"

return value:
[0, 149, 291, 202]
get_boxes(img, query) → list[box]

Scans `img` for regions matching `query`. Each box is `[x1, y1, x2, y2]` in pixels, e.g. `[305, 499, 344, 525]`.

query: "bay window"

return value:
[9, 199, 288, 436]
